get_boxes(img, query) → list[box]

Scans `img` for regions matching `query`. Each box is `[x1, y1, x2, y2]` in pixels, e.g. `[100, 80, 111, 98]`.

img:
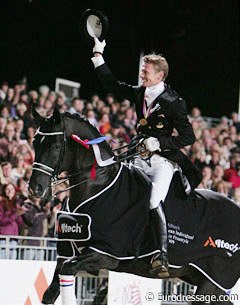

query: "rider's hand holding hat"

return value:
[93, 37, 106, 55]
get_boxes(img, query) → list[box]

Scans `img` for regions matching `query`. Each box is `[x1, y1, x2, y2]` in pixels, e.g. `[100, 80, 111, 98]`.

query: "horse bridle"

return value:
[32, 127, 91, 196]
[32, 128, 66, 182]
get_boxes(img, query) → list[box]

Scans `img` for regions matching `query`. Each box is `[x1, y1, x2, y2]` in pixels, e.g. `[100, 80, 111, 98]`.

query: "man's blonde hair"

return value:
[143, 54, 169, 80]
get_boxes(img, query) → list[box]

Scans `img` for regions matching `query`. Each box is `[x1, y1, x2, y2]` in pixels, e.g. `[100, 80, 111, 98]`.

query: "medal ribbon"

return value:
[143, 99, 155, 118]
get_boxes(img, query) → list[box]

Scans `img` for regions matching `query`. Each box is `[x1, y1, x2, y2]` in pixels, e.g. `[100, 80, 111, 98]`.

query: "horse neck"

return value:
[64, 115, 120, 210]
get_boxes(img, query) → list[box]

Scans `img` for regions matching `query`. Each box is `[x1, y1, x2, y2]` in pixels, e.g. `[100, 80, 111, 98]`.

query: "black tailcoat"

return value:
[95, 63, 202, 188]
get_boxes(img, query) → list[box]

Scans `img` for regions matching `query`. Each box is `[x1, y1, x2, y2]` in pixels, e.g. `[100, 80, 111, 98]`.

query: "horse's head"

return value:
[28, 107, 114, 201]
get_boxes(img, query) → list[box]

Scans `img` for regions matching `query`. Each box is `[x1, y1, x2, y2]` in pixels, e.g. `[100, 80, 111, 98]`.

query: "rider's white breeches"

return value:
[134, 154, 176, 209]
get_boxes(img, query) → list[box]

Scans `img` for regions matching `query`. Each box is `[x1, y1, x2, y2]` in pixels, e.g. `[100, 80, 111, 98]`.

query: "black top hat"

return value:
[79, 9, 109, 45]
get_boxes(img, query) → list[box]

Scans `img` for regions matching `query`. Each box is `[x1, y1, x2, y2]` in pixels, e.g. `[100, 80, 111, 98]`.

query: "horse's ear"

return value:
[52, 107, 61, 123]
[31, 105, 44, 124]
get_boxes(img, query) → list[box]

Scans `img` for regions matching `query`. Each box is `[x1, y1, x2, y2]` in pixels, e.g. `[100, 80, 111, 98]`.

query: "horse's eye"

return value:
[55, 144, 61, 150]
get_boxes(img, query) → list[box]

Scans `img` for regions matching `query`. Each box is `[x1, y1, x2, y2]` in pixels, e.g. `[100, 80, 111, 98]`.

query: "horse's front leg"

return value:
[42, 258, 64, 304]
[58, 249, 119, 305]
[59, 274, 77, 305]
[58, 255, 84, 305]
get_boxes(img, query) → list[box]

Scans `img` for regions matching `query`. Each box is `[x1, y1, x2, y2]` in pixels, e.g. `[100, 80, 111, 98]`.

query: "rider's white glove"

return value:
[93, 37, 106, 54]
[144, 137, 161, 152]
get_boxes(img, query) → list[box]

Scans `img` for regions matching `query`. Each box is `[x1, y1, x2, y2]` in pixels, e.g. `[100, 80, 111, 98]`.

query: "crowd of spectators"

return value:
[1, 80, 240, 259]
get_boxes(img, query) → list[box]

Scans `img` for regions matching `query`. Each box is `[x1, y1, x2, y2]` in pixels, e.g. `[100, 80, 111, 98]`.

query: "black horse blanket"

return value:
[56, 164, 240, 290]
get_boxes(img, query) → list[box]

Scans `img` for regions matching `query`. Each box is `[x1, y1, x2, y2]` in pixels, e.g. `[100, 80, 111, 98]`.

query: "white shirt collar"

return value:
[145, 81, 165, 107]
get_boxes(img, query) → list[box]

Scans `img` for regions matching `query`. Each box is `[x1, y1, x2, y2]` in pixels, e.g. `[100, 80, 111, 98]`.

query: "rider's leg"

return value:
[148, 155, 175, 277]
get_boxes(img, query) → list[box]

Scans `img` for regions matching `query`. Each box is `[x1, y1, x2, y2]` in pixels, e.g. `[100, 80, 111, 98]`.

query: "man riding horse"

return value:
[91, 37, 202, 277]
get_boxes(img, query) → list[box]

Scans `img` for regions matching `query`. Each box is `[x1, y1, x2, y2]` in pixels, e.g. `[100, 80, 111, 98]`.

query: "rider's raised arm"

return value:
[91, 38, 137, 103]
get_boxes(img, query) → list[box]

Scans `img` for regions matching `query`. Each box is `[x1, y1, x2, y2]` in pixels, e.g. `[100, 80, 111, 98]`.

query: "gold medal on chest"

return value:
[139, 118, 148, 126]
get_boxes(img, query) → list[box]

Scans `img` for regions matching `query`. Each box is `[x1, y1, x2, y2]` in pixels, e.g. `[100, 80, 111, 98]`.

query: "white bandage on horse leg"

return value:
[59, 275, 77, 305]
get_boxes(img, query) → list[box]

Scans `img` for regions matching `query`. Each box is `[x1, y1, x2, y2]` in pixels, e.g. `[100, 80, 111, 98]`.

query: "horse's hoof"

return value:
[150, 260, 169, 278]
[157, 269, 170, 278]
[86, 270, 100, 276]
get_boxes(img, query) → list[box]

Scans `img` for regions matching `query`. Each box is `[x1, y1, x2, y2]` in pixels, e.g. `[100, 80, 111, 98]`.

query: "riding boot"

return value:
[150, 201, 169, 278]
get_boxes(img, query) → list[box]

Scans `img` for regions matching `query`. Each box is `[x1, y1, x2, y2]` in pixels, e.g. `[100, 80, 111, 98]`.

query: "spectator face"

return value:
[100, 113, 110, 123]
[203, 137, 212, 148]
[15, 119, 24, 132]
[223, 137, 233, 148]
[39, 85, 50, 98]
[202, 166, 212, 179]
[0, 106, 10, 118]
[102, 106, 110, 114]
[220, 116, 229, 126]
[213, 165, 224, 178]
[18, 179, 28, 193]
[38, 96, 46, 107]
[44, 99, 53, 114]
[4, 183, 16, 200]
[191, 120, 200, 131]
[29, 90, 38, 100]
[229, 125, 237, 135]
[7, 88, 14, 100]
[233, 187, 240, 201]
[16, 155, 25, 167]
[60, 104, 68, 113]
[191, 107, 201, 117]
[48, 92, 56, 102]
[209, 127, 217, 138]
[105, 95, 114, 105]
[202, 129, 211, 139]
[91, 94, 100, 103]
[1, 83, 8, 93]
[87, 110, 95, 119]
[4, 124, 15, 140]
[86, 103, 93, 110]
[24, 168, 32, 181]
[211, 150, 220, 162]
[2, 163, 12, 178]
[27, 126, 36, 138]
[20, 94, 28, 103]
[126, 108, 134, 119]
[96, 100, 105, 111]
[14, 84, 21, 93]
[111, 103, 119, 113]
[73, 99, 84, 113]
[16, 103, 27, 117]
[0, 117, 7, 131]
[56, 97, 65, 107]
[231, 112, 239, 122]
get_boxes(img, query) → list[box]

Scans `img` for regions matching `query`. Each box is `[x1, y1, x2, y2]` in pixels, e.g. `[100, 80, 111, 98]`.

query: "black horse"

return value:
[28, 108, 240, 305]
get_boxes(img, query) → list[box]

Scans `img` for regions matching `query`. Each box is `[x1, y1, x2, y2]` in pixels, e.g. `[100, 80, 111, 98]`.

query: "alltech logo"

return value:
[57, 222, 83, 234]
[204, 236, 240, 253]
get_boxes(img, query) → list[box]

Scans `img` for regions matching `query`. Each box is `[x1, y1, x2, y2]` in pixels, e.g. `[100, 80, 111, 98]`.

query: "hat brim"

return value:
[79, 9, 109, 45]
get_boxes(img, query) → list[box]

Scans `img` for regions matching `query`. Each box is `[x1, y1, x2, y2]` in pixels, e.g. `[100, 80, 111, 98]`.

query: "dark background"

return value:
[0, 0, 239, 117]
